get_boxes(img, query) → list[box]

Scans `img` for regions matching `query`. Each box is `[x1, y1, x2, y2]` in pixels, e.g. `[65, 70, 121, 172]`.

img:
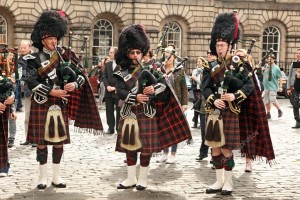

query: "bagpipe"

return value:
[53, 31, 83, 87]
[0, 46, 17, 104]
[0, 74, 14, 103]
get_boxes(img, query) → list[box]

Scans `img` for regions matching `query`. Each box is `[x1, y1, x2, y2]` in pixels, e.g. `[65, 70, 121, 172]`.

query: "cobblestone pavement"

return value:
[0, 98, 299, 200]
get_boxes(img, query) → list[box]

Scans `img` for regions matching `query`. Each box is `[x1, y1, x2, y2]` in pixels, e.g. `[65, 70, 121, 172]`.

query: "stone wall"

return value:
[1, 0, 300, 70]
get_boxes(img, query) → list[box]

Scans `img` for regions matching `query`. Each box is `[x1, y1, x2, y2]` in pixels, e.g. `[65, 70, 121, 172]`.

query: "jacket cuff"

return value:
[153, 83, 166, 95]
[234, 90, 247, 104]
[75, 75, 85, 88]
[206, 94, 216, 107]
[124, 93, 137, 105]
[32, 84, 52, 97]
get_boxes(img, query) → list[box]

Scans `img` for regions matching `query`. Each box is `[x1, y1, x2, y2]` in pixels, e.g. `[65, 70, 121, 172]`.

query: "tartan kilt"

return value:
[115, 104, 161, 153]
[27, 96, 70, 145]
[221, 108, 240, 150]
[0, 109, 9, 172]
[155, 95, 192, 149]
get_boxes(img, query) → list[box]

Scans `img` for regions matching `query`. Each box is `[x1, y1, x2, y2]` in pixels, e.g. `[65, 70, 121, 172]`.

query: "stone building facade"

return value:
[1, 0, 300, 72]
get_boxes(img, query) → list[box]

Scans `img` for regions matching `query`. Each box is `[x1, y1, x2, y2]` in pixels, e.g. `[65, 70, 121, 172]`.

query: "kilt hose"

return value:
[0, 109, 9, 172]
[116, 104, 161, 154]
[27, 96, 70, 145]
[221, 108, 240, 150]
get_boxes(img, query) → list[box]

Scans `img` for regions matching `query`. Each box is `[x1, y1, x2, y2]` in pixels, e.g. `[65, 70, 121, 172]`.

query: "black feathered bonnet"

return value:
[31, 10, 68, 51]
[115, 24, 150, 69]
[210, 11, 240, 56]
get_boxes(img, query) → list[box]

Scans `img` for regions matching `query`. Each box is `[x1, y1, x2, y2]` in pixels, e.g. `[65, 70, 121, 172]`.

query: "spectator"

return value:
[6, 52, 17, 148]
[98, 56, 109, 110]
[263, 54, 283, 119]
[103, 47, 120, 134]
[19, 40, 35, 146]
[287, 48, 300, 128]
[190, 57, 207, 128]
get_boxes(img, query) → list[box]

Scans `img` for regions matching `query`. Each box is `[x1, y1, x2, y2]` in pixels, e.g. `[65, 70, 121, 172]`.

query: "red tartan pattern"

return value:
[72, 77, 103, 131]
[239, 76, 275, 161]
[0, 109, 9, 170]
[68, 89, 81, 120]
[210, 64, 226, 84]
[37, 52, 59, 78]
[156, 95, 192, 149]
[221, 108, 240, 150]
[115, 104, 161, 153]
[125, 66, 142, 89]
[27, 96, 70, 145]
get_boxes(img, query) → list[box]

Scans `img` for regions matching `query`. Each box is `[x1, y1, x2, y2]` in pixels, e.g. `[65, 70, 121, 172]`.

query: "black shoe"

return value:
[52, 182, 66, 188]
[8, 141, 14, 148]
[105, 129, 114, 134]
[191, 123, 198, 128]
[37, 184, 47, 189]
[266, 112, 271, 119]
[136, 185, 147, 190]
[278, 110, 283, 118]
[206, 188, 222, 194]
[221, 190, 232, 195]
[196, 154, 208, 161]
[117, 183, 136, 189]
[16, 108, 23, 112]
[20, 141, 30, 145]
[292, 122, 300, 129]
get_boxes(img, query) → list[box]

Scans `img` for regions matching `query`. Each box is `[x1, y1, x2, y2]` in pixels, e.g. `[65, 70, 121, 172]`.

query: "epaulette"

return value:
[23, 54, 36, 61]
[113, 70, 124, 79]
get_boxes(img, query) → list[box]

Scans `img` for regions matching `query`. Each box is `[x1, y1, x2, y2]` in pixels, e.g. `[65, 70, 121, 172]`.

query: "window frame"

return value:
[0, 15, 7, 44]
[92, 19, 113, 65]
[262, 26, 280, 63]
[164, 22, 182, 56]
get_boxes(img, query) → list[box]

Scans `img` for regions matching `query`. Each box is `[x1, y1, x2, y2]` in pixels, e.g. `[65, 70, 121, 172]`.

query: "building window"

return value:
[164, 22, 182, 55]
[262, 26, 280, 62]
[0, 15, 7, 44]
[92, 19, 113, 65]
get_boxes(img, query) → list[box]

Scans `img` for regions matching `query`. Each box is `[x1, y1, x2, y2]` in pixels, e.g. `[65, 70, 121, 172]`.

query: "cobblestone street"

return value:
[0, 98, 299, 200]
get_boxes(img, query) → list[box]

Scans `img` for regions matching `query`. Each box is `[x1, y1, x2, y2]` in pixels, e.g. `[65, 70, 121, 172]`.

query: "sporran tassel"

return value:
[129, 123, 135, 145]
[205, 120, 213, 141]
[49, 116, 55, 138]
[57, 115, 66, 137]
[212, 120, 221, 141]
[122, 124, 130, 145]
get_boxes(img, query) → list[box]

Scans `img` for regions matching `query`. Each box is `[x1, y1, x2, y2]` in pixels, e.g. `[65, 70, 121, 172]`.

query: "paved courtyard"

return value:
[0, 98, 299, 200]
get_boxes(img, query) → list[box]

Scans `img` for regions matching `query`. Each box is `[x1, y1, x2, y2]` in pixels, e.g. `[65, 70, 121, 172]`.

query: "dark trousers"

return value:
[192, 89, 201, 125]
[105, 96, 120, 131]
[15, 81, 23, 110]
[199, 114, 208, 156]
[293, 105, 300, 121]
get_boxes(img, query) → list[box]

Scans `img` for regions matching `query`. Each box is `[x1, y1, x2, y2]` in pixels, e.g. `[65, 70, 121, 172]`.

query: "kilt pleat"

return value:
[221, 108, 240, 150]
[115, 104, 161, 153]
[0, 109, 9, 171]
[27, 96, 70, 145]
